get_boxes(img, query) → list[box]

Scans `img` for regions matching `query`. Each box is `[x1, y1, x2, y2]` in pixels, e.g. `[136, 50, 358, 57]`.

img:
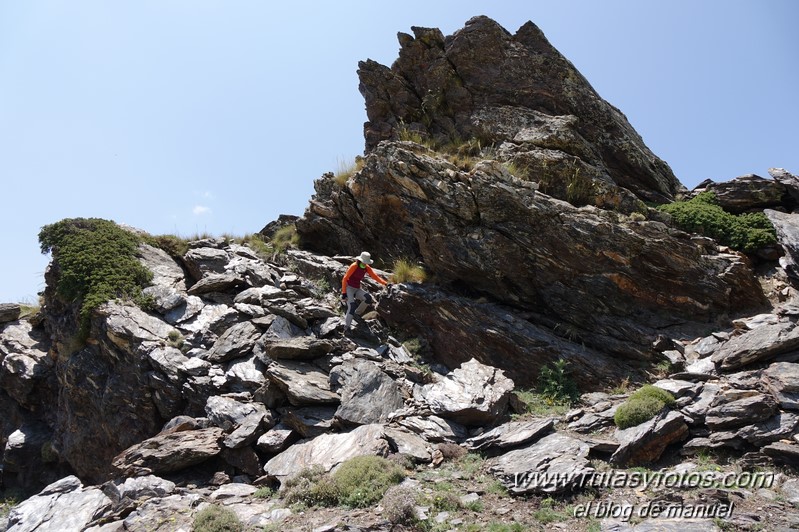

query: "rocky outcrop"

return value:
[357, 16, 680, 206]
[299, 142, 766, 359]
[690, 174, 789, 213]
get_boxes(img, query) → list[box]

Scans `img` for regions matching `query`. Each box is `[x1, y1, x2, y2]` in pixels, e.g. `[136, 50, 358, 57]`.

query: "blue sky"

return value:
[1, 1, 797, 303]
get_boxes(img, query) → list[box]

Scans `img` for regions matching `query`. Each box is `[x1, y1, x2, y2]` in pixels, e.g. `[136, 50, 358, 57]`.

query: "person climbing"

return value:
[341, 251, 390, 329]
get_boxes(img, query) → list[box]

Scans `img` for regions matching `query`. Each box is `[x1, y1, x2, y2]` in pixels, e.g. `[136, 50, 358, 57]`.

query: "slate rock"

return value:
[256, 422, 297, 454]
[261, 336, 336, 360]
[266, 360, 340, 406]
[112, 427, 224, 476]
[187, 272, 244, 296]
[278, 406, 337, 439]
[489, 432, 594, 494]
[184, 247, 229, 280]
[206, 321, 261, 363]
[465, 418, 556, 451]
[764, 361, 799, 410]
[705, 392, 777, 430]
[104, 475, 176, 503]
[0, 303, 21, 324]
[397, 415, 469, 443]
[416, 358, 514, 426]
[330, 359, 405, 426]
[610, 410, 688, 466]
[712, 319, 799, 370]
[205, 395, 268, 431]
[6, 476, 112, 532]
[263, 424, 391, 482]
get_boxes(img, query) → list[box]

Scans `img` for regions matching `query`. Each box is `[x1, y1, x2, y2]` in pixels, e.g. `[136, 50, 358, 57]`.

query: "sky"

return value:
[0, 1, 797, 303]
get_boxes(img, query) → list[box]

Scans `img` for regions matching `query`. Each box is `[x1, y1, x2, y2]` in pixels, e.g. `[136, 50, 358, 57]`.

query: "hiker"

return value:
[341, 251, 390, 328]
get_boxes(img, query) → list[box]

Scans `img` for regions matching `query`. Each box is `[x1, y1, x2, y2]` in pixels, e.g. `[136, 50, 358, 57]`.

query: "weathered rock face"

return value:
[690, 174, 790, 214]
[300, 143, 766, 357]
[357, 16, 681, 206]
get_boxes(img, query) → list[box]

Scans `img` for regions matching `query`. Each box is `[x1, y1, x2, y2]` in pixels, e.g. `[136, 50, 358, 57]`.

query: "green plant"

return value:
[565, 167, 596, 206]
[334, 157, 365, 187]
[145, 234, 191, 259]
[457, 453, 485, 477]
[402, 337, 423, 356]
[282, 456, 405, 509]
[391, 259, 427, 284]
[381, 484, 418, 524]
[332, 455, 406, 507]
[431, 491, 461, 511]
[270, 224, 300, 254]
[658, 192, 777, 253]
[252, 486, 274, 499]
[537, 359, 579, 404]
[503, 161, 528, 180]
[39, 218, 154, 336]
[167, 329, 184, 349]
[239, 233, 271, 258]
[192, 504, 243, 532]
[397, 124, 426, 145]
[614, 384, 676, 429]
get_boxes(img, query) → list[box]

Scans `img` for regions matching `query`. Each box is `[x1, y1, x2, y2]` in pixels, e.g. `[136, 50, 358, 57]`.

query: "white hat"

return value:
[358, 251, 373, 265]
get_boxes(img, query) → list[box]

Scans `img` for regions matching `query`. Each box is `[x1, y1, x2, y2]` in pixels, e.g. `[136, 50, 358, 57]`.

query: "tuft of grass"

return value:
[239, 233, 271, 258]
[145, 234, 191, 259]
[658, 191, 776, 253]
[391, 259, 427, 284]
[614, 384, 676, 429]
[282, 456, 405, 509]
[39, 218, 154, 336]
[334, 157, 365, 187]
[271, 225, 300, 254]
[397, 124, 426, 145]
[192, 504, 243, 532]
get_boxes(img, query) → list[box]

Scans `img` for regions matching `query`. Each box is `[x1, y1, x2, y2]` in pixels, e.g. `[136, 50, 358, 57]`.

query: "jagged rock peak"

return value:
[358, 15, 681, 204]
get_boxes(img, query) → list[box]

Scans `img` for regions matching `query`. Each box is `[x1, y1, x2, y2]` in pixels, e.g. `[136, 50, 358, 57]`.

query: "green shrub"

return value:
[537, 359, 579, 404]
[614, 384, 676, 429]
[271, 225, 300, 254]
[39, 218, 153, 335]
[658, 192, 777, 253]
[252, 487, 274, 499]
[282, 456, 405, 509]
[391, 259, 427, 283]
[332, 455, 405, 507]
[192, 504, 243, 532]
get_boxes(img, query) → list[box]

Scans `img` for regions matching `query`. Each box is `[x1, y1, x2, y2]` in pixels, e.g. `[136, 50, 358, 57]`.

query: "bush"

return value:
[39, 218, 153, 335]
[332, 455, 405, 507]
[614, 384, 676, 429]
[192, 504, 243, 532]
[381, 484, 418, 524]
[537, 359, 579, 404]
[391, 259, 427, 283]
[658, 192, 777, 253]
[282, 456, 405, 509]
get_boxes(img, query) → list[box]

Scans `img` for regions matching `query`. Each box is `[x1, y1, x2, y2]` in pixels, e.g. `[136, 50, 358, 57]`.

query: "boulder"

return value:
[690, 174, 787, 213]
[0, 303, 21, 324]
[204, 395, 268, 431]
[489, 432, 594, 494]
[330, 359, 405, 426]
[265, 360, 340, 405]
[0, 321, 54, 409]
[183, 247, 229, 280]
[465, 418, 556, 451]
[120, 493, 202, 532]
[261, 336, 336, 360]
[705, 392, 778, 430]
[415, 358, 514, 426]
[104, 475, 176, 503]
[711, 320, 799, 370]
[112, 427, 224, 476]
[610, 410, 688, 466]
[383, 427, 432, 463]
[186, 272, 244, 296]
[256, 422, 297, 454]
[769, 168, 799, 202]
[397, 415, 468, 443]
[764, 362, 799, 410]
[263, 424, 391, 482]
[278, 406, 337, 439]
[206, 321, 261, 363]
[137, 244, 187, 291]
[6, 477, 112, 532]
[766, 209, 799, 283]
[762, 441, 799, 467]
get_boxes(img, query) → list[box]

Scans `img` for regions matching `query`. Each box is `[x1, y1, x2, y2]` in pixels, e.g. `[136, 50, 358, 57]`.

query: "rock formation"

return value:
[3, 15, 799, 532]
